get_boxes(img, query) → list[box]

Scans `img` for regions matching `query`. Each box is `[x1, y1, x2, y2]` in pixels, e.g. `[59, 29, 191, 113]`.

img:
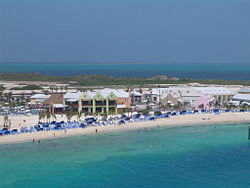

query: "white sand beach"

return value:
[1, 112, 250, 144]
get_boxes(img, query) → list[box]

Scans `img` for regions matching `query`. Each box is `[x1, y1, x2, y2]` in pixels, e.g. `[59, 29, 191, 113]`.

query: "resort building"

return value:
[165, 87, 200, 103]
[238, 87, 250, 95]
[130, 91, 143, 105]
[29, 94, 51, 105]
[160, 87, 215, 110]
[98, 88, 131, 111]
[137, 87, 218, 110]
[193, 87, 234, 104]
[194, 95, 215, 110]
[145, 88, 169, 104]
[180, 89, 204, 107]
[63, 92, 83, 112]
[80, 91, 117, 114]
[1, 91, 30, 105]
[63, 89, 131, 114]
[43, 94, 65, 113]
[231, 94, 250, 105]
[131, 88, 193, 110]
[161, 93, 181, 107]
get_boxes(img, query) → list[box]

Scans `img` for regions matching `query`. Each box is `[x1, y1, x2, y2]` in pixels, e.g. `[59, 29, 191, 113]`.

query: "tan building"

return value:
[43, 94, 65, 113]
[97, 89, 131, 112]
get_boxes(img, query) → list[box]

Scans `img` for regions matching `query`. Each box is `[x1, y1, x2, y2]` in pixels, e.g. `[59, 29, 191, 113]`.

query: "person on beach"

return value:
[95, 129, 98, 133]
[54, 133, 56, 137]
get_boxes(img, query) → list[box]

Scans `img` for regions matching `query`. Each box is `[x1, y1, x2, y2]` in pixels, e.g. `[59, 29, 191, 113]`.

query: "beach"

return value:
[1, 112, 250, 144]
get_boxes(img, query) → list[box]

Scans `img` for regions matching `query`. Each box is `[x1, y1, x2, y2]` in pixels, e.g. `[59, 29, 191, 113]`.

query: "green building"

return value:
[64, 91, 118, 114]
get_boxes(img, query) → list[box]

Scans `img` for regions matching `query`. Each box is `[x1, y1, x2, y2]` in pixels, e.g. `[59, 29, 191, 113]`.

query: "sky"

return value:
[0, 0, 250, 63]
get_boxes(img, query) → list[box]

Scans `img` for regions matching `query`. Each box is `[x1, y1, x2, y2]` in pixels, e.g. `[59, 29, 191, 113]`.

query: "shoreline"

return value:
[1, 112, 250, 145]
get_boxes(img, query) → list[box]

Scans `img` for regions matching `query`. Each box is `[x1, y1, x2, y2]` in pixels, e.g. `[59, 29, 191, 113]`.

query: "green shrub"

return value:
[11, 85, 43, 90]
[154, 111, 162, 115]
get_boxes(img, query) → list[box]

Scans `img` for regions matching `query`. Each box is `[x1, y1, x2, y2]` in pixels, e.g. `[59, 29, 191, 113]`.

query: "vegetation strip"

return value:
[1, 73, 250, 86]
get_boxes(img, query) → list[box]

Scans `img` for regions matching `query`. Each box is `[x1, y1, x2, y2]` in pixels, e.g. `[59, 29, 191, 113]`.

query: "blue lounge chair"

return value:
[118, 120, 126, 125]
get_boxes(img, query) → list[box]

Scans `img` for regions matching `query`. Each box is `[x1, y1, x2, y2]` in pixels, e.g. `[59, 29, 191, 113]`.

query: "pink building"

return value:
[194, 95, 215, 110]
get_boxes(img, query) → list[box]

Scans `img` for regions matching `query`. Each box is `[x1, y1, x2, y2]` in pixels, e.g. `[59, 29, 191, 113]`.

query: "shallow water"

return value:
[1, 124, 250, 187]
[1, 62, 250, 80]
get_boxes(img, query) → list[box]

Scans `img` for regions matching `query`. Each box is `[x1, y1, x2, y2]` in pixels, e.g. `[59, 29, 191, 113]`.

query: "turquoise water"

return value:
[1, 62, 250, 80]
[1, 123, 250, 187]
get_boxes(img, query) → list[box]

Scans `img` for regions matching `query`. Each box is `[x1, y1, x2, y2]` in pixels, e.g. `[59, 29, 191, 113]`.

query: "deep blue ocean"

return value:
[0, 62, 250, 80]
[1, 123, 250, 188]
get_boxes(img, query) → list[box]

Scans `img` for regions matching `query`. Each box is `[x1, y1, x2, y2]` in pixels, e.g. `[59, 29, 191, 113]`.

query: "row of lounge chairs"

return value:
[0, 109, 249, 136]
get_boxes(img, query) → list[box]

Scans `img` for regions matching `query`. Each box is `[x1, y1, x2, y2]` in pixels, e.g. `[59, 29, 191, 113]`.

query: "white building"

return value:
[63, 92, 83, 111]
[29, 94, 50, 104]
[63, 92, 83, 103]
[144, 87, 205, 108]
[231, 94, 250, 105]
[193, 87, 234, 103]
[238, 87, 250, 94]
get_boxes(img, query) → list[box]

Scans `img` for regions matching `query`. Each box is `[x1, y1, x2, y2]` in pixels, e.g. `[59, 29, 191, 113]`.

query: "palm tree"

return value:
[162, 104, 168, 112]
[167, 103, 173, 111]
[142, 108, 150, 116]
[101, 112, 108, 121]
[225, 104, 235, 110]
[241, 103, 249, 111]
[208, 101, 215, 111]
[77, 111, 83, 121]
[214, 100, 220, 109]
[173, 103, 183, 111]
[38, 111, 46, 123]
[52, 112, 57, 121]
[198, 103, 205, 110]
[66, 109, 74, 122]
[239, 100, 244, 106]
[123, 107, 130, 116]
[5, 92, 13, 103]
[3, 114, 11, 129]
[45, 110, 51, 123]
